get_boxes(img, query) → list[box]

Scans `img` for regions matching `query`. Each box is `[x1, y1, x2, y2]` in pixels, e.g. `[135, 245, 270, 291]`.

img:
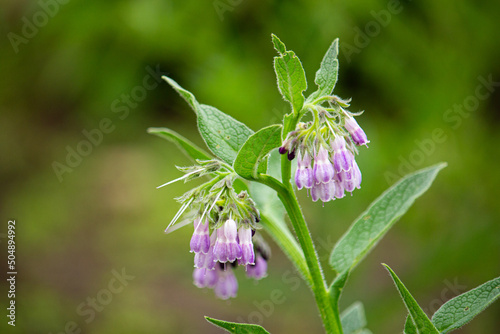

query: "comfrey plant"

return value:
[149, 35, 500, 333]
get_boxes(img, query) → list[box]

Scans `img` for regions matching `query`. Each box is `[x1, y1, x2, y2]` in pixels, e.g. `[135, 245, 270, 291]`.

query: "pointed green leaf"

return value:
[431, 276, 500, 333]
[273, 50, 307, 113]
[234, 125, 282, 180]
[205, 317, 271, 334]
[310, 38, 339, 101]
[384, 264, 440, 334]
[147, 127, 212, 161]
[405, 316, 418, 334]
[271, 33, 286, 55]
[341, 301, 372, 334]
[329, 163, 446, 288]
[162, 76, 199, 111]
[197, 104, 254, 164]
[163, 76, 253, 164]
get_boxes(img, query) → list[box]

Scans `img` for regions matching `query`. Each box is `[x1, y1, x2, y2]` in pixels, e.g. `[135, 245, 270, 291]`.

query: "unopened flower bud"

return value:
[345, 116, 369, 146]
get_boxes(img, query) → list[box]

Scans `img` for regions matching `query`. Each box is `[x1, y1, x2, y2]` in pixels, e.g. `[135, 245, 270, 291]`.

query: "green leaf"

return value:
[273, 50, 307, 113]
[404, 316, 418, 334]
[234, 125, 282, 180]
[271, 33, 286, 55]
[162, 76, 253, 164]
[341, 301, 372, 334]
[162, 76, 199, 111]
[310, 38, 339, 101]
[431, 276, 500, 333]
[147, 127, 212, 161]
[329, 163, 446, 291]
[384, 264, 440, 334]
[205, 317, 270, 334]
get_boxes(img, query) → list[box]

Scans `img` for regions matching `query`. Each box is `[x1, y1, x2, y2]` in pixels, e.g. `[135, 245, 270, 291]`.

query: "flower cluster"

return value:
[160, 162, 269, 299]
[280, 102, 369, 203]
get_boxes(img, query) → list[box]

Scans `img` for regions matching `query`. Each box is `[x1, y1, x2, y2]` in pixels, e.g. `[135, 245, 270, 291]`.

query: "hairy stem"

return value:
[258, 174, 342, 334]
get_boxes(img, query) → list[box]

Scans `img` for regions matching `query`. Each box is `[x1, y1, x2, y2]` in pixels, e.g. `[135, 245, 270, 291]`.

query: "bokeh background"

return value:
[1, 0, 499, 333]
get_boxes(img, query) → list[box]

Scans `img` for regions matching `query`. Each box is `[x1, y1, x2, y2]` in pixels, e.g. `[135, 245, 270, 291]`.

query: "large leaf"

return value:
[431, 276, 500, 333]
[310, 38, 339, 101]
[341, 301, 372, 334]
[147, 127, 212, 161]
[163, 76, 253, 164]
[384, 264, 440, 334]
[272, 35, 307, 113]
[329, 163, 446, 291]
[234, 125, 282, 180]
[205, 317, 270, 334]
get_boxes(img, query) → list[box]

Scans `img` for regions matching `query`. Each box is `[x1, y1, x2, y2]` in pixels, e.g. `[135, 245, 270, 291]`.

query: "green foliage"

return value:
[147, 127, 212, 161]
[431, 276, 500, 333]
[329, 163, 447, 293]
[384, 264, 440, 334]
[340, 302, 372, 334]
[405, 316, 418, 334]
[309, 38, 339, 102]
[271, 34, 307, 114]
[234, 125, 282, 180]
[162, 76, 253, 164]
[205, 317, 271, 334]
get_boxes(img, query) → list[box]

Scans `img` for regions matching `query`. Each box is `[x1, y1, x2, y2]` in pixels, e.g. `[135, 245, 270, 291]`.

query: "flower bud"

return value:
[345, 116, 369, 146]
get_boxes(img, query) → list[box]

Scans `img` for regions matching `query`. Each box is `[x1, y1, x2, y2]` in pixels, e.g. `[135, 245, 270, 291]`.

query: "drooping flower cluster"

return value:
[280, 102, 369, 203]
[160, 163, 269, 300]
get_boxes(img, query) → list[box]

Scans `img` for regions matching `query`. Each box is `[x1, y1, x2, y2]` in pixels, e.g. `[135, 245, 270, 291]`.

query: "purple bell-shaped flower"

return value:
[295, 151, 314, 190]
[190, 218, 210, 254]
[238, 226, 255, 266]
[313, 146, 335, 184]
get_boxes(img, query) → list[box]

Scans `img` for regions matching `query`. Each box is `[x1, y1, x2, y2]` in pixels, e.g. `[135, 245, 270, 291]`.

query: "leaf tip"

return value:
[271, 33, 286, 55]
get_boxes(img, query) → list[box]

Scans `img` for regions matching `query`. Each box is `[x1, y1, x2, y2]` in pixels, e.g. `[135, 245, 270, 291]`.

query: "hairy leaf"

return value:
[162, 76, 253, 164]
[404, 316, 418, 334]
[329, 163, 446, 291]
[431, 276, 500, 333]
[271, 33, 286, 55]
[341, 301, 372, 334]
[147, 127, 212, 161]
[234, 125, 282, 180]
[205, 317, 270, 334]
[273, 48, 307, 113]
[310, 38, 339, 101]
[384, 264, 440, 334]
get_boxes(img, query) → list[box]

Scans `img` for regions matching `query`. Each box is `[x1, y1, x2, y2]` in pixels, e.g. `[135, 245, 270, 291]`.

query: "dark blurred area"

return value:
[1, 0, 499, 333]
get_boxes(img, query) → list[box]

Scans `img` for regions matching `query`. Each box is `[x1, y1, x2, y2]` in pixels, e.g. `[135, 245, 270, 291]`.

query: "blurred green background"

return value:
[1, 0, 499, 333]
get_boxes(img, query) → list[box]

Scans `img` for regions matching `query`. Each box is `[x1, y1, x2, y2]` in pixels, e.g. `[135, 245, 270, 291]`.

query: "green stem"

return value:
[259, 214, 312, 285]
[258, 175, 342, 334]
